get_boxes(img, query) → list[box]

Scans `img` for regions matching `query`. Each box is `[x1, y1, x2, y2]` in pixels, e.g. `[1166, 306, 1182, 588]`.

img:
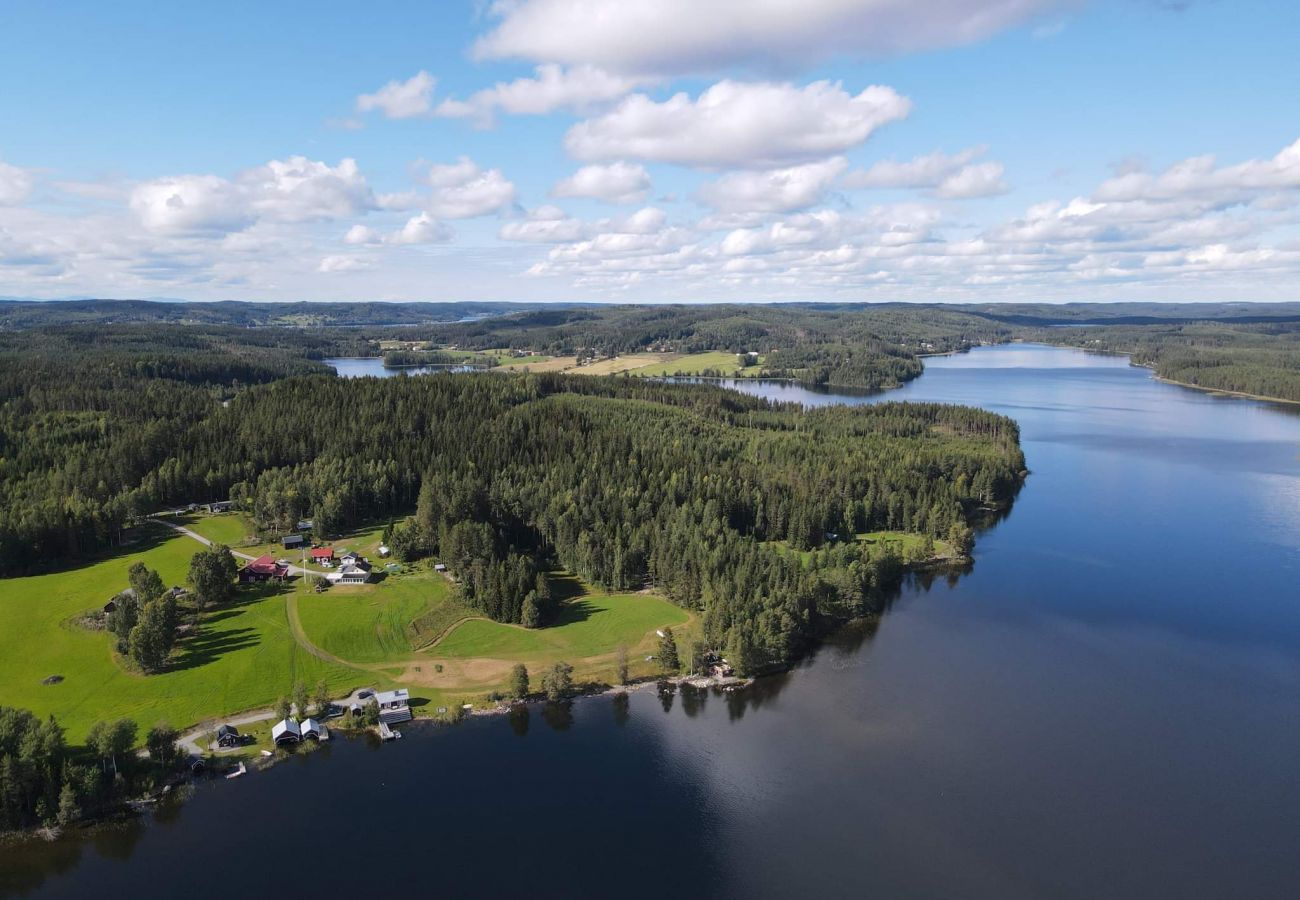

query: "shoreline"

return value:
[1044, 342, 1300, 406]
[1148, 370, 1300, 407]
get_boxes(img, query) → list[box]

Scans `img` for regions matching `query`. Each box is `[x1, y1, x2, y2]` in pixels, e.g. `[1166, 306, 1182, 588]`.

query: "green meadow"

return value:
[295, 568, 468, 664]
[432, 590, 691, 662]
[631, 350, 764, 378]
[0, 527, 360, 741]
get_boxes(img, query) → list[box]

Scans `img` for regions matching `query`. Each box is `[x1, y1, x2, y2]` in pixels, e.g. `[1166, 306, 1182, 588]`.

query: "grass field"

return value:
[567, 354, 663, 375]
[630, 351, 770, 378]
[295, 568, 465, 664]
[495, 354, 554, 368]
[1, 518, 700, 739]
[181, 512, 257, 547]
[0, 527, 361, 741]
[432, 591, 690, 662]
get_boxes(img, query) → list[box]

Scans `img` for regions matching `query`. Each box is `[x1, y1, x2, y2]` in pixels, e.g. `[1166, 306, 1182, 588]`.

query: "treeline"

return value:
[1031, 321, 1300, 403]
[0, 326, 352, 570]
[0, 707, 180, 834]
[382, 349, 498, 368]
[761, 342, 922, 389]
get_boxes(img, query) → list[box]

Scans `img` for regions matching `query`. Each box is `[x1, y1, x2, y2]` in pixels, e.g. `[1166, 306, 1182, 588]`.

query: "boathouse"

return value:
[271, 719, 301, 746]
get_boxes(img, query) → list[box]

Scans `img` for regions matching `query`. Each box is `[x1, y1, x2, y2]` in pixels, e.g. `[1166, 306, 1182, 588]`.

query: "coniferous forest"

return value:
[0, 316, 1026, 671]
[6, 300, 1297, 669]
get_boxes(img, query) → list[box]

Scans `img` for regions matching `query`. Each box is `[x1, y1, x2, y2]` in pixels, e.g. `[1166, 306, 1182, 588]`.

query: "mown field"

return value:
[1, 515, 701, 742]
[477, 351, 767, 378]
[0, 527, 360, 741]
[631, 350, 761, 377]
[432, 590, 692, 662]
[295, 568, 467, 664]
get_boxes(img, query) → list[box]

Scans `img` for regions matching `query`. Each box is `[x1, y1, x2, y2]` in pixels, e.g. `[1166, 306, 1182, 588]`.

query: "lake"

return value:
[5, 344, 1300, 899]
[323, 357, 483, 377]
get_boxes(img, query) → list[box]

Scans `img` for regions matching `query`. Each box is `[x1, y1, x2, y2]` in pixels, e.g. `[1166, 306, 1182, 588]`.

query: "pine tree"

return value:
[56, 781, 79, 827]
[658, 628, 680, 673]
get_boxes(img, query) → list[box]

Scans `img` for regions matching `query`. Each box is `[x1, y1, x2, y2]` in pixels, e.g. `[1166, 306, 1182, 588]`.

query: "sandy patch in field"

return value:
[394, 657, 515, 687]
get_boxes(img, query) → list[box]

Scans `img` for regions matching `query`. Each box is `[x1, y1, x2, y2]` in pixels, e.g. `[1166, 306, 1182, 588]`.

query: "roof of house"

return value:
[310, 547, 334, 558]
[300, 718, 321, 735]
[217, 724, 238, 737]
[375, 688, 409, 705]
[271, 719, 301, 741]
[283, 534, 304, 545]
[242, 554, 289, 577]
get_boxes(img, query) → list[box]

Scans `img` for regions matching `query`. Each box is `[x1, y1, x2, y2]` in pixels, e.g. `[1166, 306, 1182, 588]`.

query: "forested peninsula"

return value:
[0, 333, 1023, 670]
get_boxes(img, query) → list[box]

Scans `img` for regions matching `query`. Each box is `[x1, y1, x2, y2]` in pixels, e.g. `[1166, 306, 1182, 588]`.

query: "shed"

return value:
[271, 718, 301, 746]
[300, 718, 324, 740]
[283, 534, 305, 549]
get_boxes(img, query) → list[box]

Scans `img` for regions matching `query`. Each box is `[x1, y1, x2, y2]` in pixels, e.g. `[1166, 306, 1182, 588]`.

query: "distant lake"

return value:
[325, 357, 482, 377]
[6, 344, 1300, 900]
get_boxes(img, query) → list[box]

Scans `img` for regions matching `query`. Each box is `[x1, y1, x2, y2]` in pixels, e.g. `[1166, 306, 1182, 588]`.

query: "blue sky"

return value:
[1, 0, 1298, 302]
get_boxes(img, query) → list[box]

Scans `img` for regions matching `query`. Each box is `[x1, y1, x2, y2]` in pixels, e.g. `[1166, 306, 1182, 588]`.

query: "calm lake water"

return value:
[6, 344, 1300, 899]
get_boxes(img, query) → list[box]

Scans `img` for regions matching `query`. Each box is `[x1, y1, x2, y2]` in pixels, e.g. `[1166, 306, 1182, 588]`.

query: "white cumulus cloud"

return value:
[698, 158, 848, 214]
[435, 64, 638, 125]
[844, 147, 1009, 198]
[356, 71, 436, 119]
[131, 157, 375, 234]
[318, 254, 371, 273]
[552, 162, 652, 204]
[565, 80, 910, 169]
[475, 0, 1064, 75]
[424, 157, 517, 219]
[130, 174, 254, 234]
[499, 206, 590, 243]
[389, 212, 454, 245]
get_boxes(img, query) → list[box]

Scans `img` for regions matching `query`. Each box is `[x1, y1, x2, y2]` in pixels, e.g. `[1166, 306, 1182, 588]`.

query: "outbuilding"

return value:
[283, 534, 304, 550]
[300, 718, 325, 740]
[271, 719, 301, 746]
